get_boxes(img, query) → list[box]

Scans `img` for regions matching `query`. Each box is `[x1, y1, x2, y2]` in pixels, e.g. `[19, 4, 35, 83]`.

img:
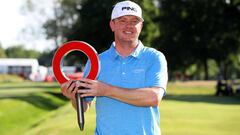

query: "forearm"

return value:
[107, 86, 164, 107]
[77, 78, 165, 107]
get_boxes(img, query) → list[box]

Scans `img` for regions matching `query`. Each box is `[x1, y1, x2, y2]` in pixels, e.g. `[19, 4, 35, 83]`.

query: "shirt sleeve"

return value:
[145, 52, 168, 94]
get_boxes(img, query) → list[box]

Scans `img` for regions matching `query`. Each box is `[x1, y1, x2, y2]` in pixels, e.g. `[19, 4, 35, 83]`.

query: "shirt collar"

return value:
[108, 42, 119, 59]
[130, 41, 144, 58]
[108, 41, 144, 59]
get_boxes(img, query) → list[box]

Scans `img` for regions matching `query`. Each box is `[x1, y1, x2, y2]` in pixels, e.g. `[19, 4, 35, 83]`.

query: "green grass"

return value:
[0, 74, 24, 82]
[0, 81, 240, 135]
[161, 100, 240, 135]
[161, 81, 240, 135]
[23, 103, 96, 135]
[0, 82, 67, 135]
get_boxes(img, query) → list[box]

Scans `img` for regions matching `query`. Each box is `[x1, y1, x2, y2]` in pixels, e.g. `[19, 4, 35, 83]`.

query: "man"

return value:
[61, 1, 168, 135]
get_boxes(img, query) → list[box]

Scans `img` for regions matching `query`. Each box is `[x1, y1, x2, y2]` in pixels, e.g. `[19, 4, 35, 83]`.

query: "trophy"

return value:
[52, 41, 100, 131]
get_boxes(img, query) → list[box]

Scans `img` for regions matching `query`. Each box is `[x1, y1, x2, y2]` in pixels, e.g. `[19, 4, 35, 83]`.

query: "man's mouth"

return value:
[124, 31, 133, 34]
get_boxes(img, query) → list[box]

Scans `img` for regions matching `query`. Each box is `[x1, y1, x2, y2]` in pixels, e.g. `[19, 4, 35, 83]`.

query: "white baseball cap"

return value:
[111, 1, 144, 21]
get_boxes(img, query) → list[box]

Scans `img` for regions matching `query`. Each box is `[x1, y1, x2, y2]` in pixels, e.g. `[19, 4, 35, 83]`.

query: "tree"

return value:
[43, 0, 82, 47]
[155, 0, 240, 80]
[5, 45, 40, 58]
[135, 0, 160, 46]
[58, 0, 159, 52]
[43, 0, 160, 64]
[0, 43, 6, 58]
[38, 49, 56, 66]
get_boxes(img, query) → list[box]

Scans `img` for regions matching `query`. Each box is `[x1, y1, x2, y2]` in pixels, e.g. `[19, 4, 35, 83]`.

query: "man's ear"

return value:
[140, 22, 143, 30]
[109, 20, 115, 32]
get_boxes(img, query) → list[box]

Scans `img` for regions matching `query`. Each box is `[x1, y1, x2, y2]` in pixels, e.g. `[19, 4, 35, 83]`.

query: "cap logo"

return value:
[122, 7, 137, 12]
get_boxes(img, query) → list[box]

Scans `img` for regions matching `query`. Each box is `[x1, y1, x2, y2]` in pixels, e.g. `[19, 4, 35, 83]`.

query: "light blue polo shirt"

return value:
[84, 41, 168, 135]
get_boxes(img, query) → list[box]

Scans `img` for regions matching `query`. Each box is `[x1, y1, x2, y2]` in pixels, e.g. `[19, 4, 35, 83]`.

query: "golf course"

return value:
[0, 81, 240, 135]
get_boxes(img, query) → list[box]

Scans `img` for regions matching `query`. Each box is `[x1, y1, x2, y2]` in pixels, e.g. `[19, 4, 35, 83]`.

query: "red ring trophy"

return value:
[52, 41, 100, 131]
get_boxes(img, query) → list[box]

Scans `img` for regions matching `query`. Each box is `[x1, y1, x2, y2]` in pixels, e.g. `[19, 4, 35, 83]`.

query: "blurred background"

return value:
[0, 0, 240, 135]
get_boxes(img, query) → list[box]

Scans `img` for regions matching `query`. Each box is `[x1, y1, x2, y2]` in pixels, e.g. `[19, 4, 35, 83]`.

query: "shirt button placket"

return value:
[121, 59, 127, 81]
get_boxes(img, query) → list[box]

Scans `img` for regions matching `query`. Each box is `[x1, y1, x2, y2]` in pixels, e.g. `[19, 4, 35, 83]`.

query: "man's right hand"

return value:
[61, 80, 78, 100]
[61, 80, 92, 112]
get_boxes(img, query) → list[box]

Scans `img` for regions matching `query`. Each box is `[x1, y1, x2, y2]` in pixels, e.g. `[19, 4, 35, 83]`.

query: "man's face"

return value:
[110, 15, 143, 43]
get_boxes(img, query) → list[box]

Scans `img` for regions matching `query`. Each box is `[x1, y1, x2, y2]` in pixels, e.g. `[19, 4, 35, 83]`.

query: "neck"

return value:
[115, 40, 139, 57]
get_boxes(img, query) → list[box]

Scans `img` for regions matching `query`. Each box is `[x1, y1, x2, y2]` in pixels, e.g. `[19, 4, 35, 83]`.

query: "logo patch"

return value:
[133, 69, 144, 73]
[122, 7, 137, 12]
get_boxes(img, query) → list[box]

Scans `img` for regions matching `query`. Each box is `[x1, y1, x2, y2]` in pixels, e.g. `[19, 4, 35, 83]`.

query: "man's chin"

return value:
[120, 39, 138, 45]
[122, 37, 136, 42]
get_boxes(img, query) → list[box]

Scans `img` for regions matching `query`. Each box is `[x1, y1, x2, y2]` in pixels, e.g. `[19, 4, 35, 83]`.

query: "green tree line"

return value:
[2, 0, 240, 80]
[43, 0, 240, 80]
[0, 44, 40, 59]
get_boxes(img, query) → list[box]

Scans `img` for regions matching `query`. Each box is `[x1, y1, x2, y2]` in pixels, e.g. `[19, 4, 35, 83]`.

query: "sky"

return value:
[0, 0, 55, 52]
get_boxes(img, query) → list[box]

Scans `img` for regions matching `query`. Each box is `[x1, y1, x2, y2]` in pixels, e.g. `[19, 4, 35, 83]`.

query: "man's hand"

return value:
[61, 80, 92, 111]
[76, 78, 110, 97]
[61, 80, 78, 100]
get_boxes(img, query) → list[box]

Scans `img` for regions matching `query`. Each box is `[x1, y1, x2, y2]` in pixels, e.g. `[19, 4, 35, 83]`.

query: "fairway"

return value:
[0, 81, 240, 135]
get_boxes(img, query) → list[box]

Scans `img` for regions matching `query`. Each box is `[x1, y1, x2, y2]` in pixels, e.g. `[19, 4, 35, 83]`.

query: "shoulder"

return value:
[141, 46, 166, 61]
[98, 49, 110, 59]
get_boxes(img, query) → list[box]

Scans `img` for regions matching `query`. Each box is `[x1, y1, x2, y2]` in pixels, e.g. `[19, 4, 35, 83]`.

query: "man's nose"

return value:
[125, 21, 134, 27]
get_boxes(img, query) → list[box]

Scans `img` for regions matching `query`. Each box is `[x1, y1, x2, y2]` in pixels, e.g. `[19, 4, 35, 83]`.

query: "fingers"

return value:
[61, 80, 77, 99]
[77, 79, 107, 97]
[66, 80, 76, 92]
[78, 89, 94, 97]
[80, 78, 94, 84]
[77, 89, 95, 97]
[76, 81, 92, 97]
[80, 93, 93, 97]
[61, 80, 74, 88]
[77, 79, 95, 89]
[76, 79, 104, 97]
[78, 82, 91, 89]
[67, 81, 75, 90]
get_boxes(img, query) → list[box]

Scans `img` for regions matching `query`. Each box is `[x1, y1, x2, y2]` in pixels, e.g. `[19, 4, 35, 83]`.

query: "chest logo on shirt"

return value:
[132, 69, 145, 74]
